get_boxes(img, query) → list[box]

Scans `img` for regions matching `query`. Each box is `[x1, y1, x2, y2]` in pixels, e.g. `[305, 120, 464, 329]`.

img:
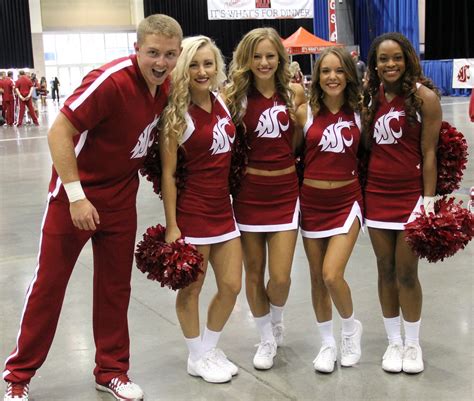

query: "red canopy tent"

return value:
[282, 27, 344, 75]
[282, 27, 343, 55]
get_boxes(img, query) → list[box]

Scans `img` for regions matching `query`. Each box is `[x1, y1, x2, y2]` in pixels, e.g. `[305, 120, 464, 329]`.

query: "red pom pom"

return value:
[436, 122, 469, 195]
[135, 224, 204, 290]
[405, 197, 474, 263]
[140, 144, 187, 198]
[229, 127, 250, 196]
[140, 143, 162, 197]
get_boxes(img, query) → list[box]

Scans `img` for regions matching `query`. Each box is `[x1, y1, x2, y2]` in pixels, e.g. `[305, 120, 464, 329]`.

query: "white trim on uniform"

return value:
[365, 196, 423, 231]
[303, 103, 313, 137]
[354, 112, 361, 130]
[69, 59, 133, 111]
[301, 201, 363, 239]
[181, 113, 195, 145]
[3, 192, 54, 378]
[185, 224, 240, 245]
[415, 83, 422, 123]
[237, 198, 300, 233]
[215, 93, 231, 117]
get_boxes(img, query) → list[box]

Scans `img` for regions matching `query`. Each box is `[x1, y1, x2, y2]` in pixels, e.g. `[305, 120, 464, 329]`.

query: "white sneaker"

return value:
[313, 344, 337, 373]
[253, 340, 277, 370]
[382, 343, 403, 373]
[213, 348, 239, 376]
[272, 322, 284, 347]
[4, 382, 29, 401]
[402, 344, 424, 374]
[95, 374, 144, 400]
[340, 320, 363, 367]
[187, 349, 232, 383]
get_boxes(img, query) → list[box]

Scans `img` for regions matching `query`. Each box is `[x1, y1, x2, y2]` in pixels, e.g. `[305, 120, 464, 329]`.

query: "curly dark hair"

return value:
[362, 32, 439, 147]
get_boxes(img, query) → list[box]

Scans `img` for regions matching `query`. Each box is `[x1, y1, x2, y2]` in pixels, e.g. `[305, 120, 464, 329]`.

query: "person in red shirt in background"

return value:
[469, 89, 474, 122]
[0, 71, 5, 121]
[1, 71, 15, 126]
[15, 70, 39, 126]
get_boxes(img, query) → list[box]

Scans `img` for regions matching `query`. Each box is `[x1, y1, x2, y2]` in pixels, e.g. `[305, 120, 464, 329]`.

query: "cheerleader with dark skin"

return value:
[362, 32, 441, 374]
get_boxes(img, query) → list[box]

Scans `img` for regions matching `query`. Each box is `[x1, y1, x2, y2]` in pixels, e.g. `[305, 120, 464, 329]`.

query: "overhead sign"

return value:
[207, 0, 313, 20]
[328, 0, 337, 42]
[452, 59, 474, 88]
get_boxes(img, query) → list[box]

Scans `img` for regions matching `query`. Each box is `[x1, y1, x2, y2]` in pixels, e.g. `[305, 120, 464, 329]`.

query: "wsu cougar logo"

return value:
[319, 118, 354, 153]
[210, 116, 234, 155]
[255, 103, 289, 138]
[373, 108, 405, 144]
[457, 65, 470, 83]
[130, 115, 160, 159]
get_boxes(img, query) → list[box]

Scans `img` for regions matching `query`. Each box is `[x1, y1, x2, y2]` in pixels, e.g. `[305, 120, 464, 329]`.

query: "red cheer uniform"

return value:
[177, 93, 240, 245]
[300, 104, 363, 238]
[233, 88, 299, 232]
[365, 84, 424, 230]
[3, 55, 170, 385]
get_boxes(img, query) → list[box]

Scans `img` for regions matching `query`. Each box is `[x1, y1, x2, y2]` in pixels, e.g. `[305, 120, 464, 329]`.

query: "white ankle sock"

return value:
[270, 303, 284, 325]
[383, 316, 403, 345]
[201, 327, 222, 354]
[254, 313, 274, 343]
[341, 313, 356, 335]
[185, 336, 202, 361]
[403, 318, 421, 347]
[316, 320, 336, 347]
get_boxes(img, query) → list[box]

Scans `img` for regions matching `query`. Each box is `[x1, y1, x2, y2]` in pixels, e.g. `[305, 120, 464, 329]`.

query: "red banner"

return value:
[328, 0, 337, 42]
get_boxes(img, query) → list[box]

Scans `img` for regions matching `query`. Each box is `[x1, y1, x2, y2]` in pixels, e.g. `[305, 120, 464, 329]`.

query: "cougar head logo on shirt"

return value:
[255, 103, 289, 138]
[373, 107, 405, 144]
[210, 116, 234, 155]
[130, 115, 160, 159]
[319, 117, 354, 153]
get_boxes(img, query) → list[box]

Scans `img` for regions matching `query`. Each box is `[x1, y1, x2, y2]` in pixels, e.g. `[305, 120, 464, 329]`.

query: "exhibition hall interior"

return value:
[0, 1, 472, 400]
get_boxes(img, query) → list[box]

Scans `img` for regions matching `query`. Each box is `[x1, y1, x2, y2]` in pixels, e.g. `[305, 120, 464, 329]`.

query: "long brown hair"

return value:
[309, 46, 361, 116]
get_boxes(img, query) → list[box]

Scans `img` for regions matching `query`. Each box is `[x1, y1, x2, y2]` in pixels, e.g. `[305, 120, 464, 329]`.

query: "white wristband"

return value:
[63, 181, 86, 203]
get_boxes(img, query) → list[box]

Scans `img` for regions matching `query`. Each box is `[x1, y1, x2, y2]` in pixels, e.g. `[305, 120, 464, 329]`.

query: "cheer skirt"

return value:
[177, 184, 240, 245]
[365, 175, 423, 230]
[233, 171, 299, 232]
[300, 180, 363, 238]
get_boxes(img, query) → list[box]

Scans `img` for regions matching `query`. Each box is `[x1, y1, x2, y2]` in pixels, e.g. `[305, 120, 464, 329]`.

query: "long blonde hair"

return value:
[161, 35, 226, 144]
[225, 27, 295, 130]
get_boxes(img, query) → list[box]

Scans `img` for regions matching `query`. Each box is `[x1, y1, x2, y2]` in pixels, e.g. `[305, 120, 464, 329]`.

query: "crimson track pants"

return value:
[16, 98, 38, 126]
[3, 100, 14, 125]
[3, 199, 137, 385]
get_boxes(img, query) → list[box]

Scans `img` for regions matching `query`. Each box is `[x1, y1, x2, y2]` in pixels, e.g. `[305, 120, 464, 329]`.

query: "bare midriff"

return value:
[303, 178, 356, 189]
[246, 165, 296, 177]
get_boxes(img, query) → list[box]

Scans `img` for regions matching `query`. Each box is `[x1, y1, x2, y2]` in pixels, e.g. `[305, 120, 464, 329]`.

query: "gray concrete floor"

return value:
[1, 98, 472, 401]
